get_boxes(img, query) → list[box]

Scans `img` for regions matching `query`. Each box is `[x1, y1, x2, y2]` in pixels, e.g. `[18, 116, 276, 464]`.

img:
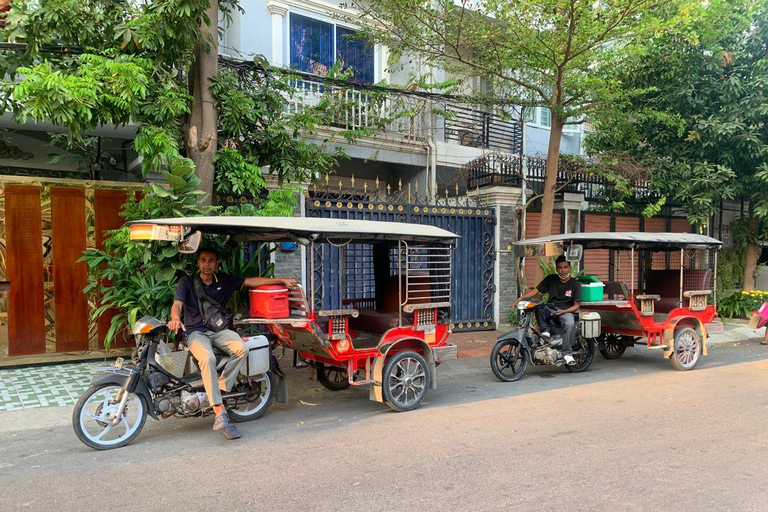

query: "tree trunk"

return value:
[743, 214, 760, 291]
[532, 114, 564, 284]
[187, 1, 219, 205]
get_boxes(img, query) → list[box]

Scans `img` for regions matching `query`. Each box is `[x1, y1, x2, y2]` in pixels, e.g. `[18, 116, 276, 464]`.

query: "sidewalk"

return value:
[0, 322, 763, 412]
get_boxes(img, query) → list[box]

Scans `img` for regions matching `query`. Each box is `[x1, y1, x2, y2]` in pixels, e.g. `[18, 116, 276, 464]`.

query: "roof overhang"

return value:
[516, 232, 722, 251]
[128, 216, 459, 244]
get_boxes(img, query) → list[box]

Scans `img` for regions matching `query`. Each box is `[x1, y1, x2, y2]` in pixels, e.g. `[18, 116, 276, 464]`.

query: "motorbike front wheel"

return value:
[73, 383, 148, 450]
[227, 371, 276, 422]
[490, 340, 529, 382]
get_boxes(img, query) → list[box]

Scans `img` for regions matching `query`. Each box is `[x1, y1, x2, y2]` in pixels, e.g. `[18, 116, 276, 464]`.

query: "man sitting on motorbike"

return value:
[167, 248, 297, 440]
[512, 255, 582, 365]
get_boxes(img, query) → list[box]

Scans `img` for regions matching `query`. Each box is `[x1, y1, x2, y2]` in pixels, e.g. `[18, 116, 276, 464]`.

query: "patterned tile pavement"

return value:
[0, 362, 103, 411]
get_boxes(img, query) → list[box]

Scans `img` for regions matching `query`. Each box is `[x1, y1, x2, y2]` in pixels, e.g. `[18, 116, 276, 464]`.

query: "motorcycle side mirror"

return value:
[178, 230, 201, 254]
[565, 244, 583, 262]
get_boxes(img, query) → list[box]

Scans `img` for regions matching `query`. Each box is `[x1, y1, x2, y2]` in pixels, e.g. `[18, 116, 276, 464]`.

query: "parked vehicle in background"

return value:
[515, 232, 723, 371]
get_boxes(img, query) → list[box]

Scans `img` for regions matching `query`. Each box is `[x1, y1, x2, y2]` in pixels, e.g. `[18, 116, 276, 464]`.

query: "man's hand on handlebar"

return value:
[167, 319, 186, 333]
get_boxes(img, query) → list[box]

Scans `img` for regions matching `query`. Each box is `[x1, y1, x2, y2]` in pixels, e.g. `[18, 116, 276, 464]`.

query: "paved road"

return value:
[1, 343, 767, 512]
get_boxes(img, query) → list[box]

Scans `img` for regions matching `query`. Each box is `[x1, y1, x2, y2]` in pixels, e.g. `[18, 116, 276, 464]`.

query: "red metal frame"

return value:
[265, 309, 451, 370]
[583, 296, 716, 348]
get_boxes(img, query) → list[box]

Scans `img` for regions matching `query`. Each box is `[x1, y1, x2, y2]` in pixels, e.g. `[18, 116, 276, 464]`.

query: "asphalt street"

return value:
[1, 343, 767, 512]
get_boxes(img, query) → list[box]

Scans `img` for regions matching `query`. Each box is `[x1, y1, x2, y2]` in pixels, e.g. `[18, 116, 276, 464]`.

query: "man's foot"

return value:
[213, 412, 231, 431]
[540, 331, 551, 342]
[222, 424, 242, 440]
[563, 354, 576, 365]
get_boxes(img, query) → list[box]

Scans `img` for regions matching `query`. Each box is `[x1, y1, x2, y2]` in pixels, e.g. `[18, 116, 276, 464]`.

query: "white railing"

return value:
[286, 77, 430, 140]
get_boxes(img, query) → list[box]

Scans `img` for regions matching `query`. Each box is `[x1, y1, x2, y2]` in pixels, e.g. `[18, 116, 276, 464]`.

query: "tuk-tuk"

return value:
[517, 232, 723, 371]
[129, 216, 459, 412]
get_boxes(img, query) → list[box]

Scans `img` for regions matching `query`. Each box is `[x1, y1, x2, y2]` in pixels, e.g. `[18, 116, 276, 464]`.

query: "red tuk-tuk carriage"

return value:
[129, 216, 459, 411]
[517, 232, 723, 370]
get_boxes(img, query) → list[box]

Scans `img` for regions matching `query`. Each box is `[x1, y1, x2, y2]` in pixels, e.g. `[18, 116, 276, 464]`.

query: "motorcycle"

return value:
[490, 300, 597, 382]
[73, 317, 280, 450]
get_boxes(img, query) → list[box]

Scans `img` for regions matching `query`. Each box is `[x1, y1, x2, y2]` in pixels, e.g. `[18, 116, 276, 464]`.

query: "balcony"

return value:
[219, 57, 524, 156]
[285, 76, 430, 140]
[465, 152, 655, 203]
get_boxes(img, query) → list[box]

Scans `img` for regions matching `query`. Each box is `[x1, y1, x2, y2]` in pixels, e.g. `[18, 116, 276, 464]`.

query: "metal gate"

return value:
[306, 182, 496, 332]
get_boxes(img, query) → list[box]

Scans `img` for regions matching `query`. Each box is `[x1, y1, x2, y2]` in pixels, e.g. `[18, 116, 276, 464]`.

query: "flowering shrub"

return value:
[718, 290, 768, 319]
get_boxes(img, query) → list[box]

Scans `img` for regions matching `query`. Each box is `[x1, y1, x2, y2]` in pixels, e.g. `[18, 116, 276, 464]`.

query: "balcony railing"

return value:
[444, 102, 523, 154]
[219, 57, 525, 154]
[465, 153, 654, 202]
[466, 153, 523, 189]
[285, 77, 430, 140]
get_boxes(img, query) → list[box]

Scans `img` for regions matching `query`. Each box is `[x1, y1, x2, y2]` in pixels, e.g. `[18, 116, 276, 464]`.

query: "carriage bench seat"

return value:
[349, 309, 412, 335]
[644, 269, 712, 314]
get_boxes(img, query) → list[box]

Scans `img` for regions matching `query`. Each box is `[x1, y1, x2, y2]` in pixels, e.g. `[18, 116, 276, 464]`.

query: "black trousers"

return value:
[535, 305, 575, 354]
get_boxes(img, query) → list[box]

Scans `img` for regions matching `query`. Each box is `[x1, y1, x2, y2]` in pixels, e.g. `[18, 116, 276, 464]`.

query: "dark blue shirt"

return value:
[174, 273, 245, 334]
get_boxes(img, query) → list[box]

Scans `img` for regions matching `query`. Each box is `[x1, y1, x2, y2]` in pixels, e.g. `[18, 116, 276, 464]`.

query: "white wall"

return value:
[526, 122, 583, 157]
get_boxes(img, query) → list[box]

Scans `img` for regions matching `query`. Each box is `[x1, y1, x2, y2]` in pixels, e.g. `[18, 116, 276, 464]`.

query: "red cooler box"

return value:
[249, 285, 290, 319]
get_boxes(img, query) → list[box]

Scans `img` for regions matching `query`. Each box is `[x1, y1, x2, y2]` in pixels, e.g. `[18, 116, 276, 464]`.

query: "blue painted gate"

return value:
[306, 185, 496, 332]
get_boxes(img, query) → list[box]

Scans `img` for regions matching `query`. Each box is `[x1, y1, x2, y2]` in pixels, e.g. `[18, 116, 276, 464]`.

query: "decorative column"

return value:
[555, 192, 586, 233]
[470, 186, 524, 327]
[263, 172, 307, 287]
[267, 2, 288, 67]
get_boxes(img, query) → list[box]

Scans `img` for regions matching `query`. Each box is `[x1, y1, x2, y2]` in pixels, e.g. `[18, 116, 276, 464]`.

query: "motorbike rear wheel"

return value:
[490, 340, 529, 382]
[73, 383, 148, 450]
[564, 335, 596, 373]
[227, 371, 276, 422]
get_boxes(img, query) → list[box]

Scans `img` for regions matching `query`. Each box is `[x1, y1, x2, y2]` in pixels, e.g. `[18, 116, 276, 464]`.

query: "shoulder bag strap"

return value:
[192, 275, 208, 320]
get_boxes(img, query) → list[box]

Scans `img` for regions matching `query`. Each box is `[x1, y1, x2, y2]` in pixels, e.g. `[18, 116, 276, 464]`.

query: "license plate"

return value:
[114, 357, 124, 369]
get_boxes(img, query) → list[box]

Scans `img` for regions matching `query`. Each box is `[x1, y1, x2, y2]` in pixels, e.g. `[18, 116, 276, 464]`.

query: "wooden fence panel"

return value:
[5, 185, 45, 356]
[583, 214, 611, 282]
[51, 187, 89, 352]
[94, 189, 132, 348]
[524, 211, 562, 287]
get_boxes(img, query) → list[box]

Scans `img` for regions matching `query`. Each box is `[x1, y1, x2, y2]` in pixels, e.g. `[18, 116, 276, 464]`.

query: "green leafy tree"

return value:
[587, 0, 768, 289]
[350, 0, 688, 249]
[80, 158, 280, 348]
[1, 0, 238, 198]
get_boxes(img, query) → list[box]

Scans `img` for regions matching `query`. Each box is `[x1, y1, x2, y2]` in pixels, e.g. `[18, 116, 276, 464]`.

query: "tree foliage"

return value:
[1, 0, 232, 176]
[80, 157, 280, 348]
[351, 0, 687, 240]
[586, 0, 768, 288]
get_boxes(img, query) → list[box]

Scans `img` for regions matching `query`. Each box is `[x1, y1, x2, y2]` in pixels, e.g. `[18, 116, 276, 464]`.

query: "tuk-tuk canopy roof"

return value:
[516, 232, 722, 251]
[128, 216, 459, 244]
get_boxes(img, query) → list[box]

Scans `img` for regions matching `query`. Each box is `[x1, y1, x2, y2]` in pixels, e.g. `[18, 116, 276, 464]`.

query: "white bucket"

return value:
[241, 335, 271, 376]
[580, 311, 602, 339]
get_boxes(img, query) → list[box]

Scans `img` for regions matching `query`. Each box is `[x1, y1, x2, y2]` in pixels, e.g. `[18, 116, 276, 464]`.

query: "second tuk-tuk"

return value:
[517, 232, 723, 371]
[129, 216, 459, 412]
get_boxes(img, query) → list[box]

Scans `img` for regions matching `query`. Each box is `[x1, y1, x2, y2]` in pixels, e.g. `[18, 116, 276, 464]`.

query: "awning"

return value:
[516, 232, 722, 251]
[128, 216, 459, 244]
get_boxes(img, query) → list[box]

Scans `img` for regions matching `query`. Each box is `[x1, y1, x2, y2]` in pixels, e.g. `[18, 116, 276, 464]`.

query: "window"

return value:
[289, 13, 374, 84]
[290, 14, 334, 76]
[525, 107, 552, 128]
[538, 107, 552, 128]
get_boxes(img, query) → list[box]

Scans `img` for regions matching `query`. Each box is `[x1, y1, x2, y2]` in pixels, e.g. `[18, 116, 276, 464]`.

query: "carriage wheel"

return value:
[383, 351, 430, 412]
[599, 333, 627, 359]
[317, 364, 351, 391]
[670, 327, 702, 371]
